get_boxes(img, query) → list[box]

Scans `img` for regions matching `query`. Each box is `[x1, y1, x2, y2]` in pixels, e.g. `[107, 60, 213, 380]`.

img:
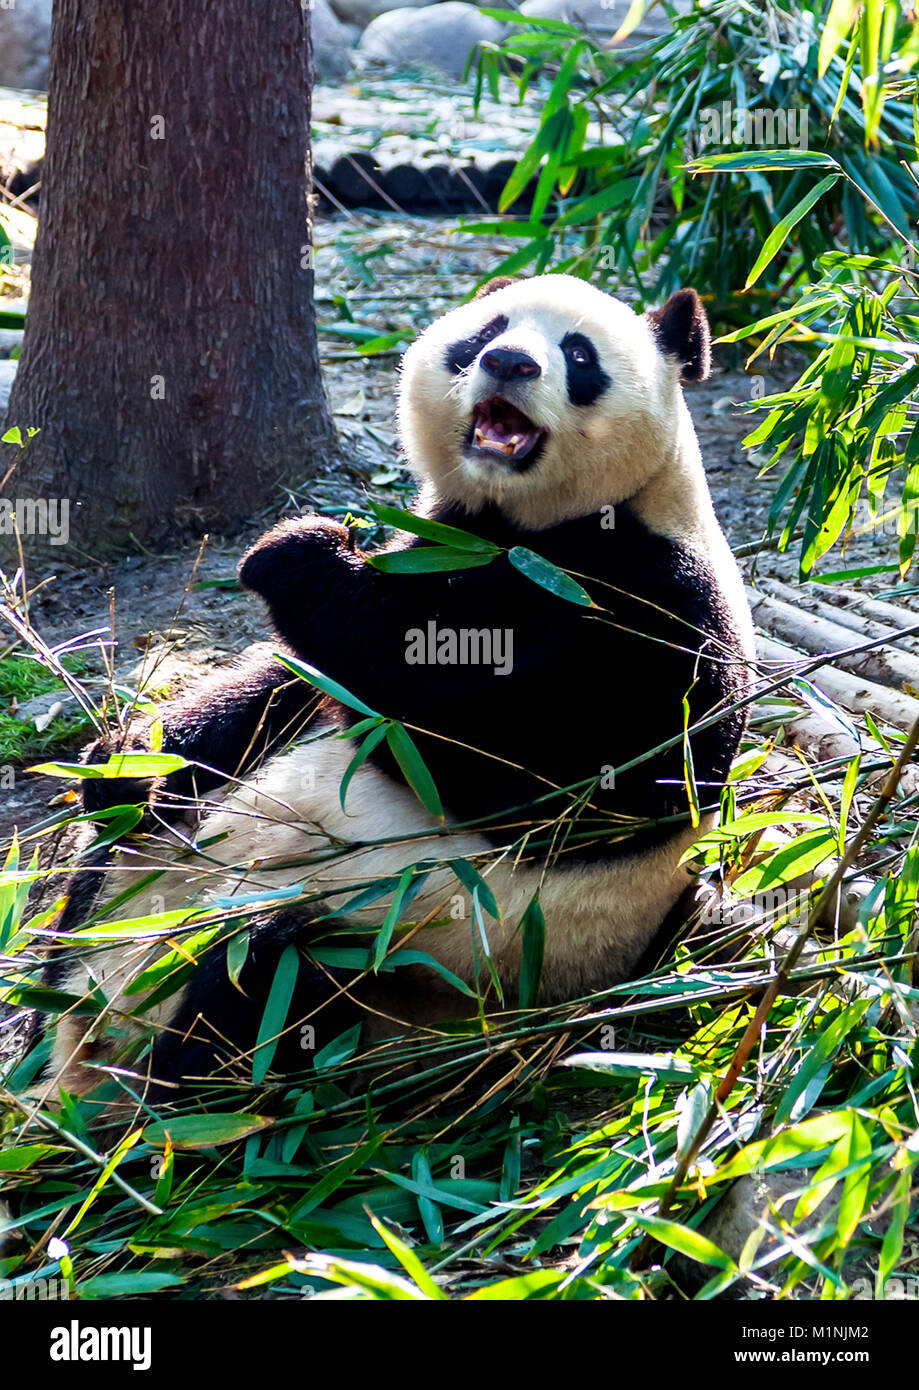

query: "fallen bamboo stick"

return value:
[754, 576, 919, 658]
[813, 583, 919, 634]
[756, 634, 919, 731]
[747, 587, 919, 692]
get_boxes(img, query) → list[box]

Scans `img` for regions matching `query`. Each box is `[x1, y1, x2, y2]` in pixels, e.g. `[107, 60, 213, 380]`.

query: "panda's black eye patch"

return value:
[561, 332, 610, 406]
[444, 315, 509, 375]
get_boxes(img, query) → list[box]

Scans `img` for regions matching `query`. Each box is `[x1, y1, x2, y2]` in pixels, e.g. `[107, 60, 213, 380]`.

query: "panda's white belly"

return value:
[74, 726, 700, 1025]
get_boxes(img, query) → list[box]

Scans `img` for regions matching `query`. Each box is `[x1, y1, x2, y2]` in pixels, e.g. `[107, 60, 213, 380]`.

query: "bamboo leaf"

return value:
[226, 927, 250, 993]
[0, 1144, 66, 1170]
[731, 829, 836, 897]
[517, 894, 545, 1009]
[412, 1150, 445, 1245]
[819, 0, 858, 76]
[79, 1272, 186, 1298]
[144, 1113, 273, 1149]
[368, 1214, 444, 1298]
[682, 693, 701, 829]
[631, 1214, 737, 1270]
[508, 547, 592, 606]
[368, 503, 501, 553]
[340, 721, 389, 812]
[278, 654, 380, 718]
[879, 1166, 912, 1290]
[688, 150, 839, 173]
[791, 677, 860, 743]
[449, 859, 501, 922]
[562, 1051, 697, 1083]
[465, 1271, 565, 1299]
[313, 1021, 363, 1071]
[775, 1001, 871, 1126]
[745, 175, 840, 289]
[386, 722, 444, 819]
[366, 548, 497, 574]
[372, 865, 416, 971]
[252, 943, 300, 1084]
[611, 0, 649, 44]
[66, 1128, 143, 1236]
[837, 1113, 873, 1245]
[29, 753, 189, 779]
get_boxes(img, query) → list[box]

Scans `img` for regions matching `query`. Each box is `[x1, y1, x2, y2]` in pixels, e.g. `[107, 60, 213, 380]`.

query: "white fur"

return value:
[49, 729, 703, 1094]
[399, 275, 754, 656]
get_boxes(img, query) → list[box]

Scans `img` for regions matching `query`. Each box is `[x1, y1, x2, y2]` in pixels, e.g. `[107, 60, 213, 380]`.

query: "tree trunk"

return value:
[2, 0, 333, 563]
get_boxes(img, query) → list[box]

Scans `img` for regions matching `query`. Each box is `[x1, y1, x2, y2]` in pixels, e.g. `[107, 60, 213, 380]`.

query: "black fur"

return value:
[647, 288, 712, 382]
[560, 331, 611, 406]
[443, 314, 508, 375]
[80, 649, 322, 822]
[74, 502, 748, 867]
[150, 912, 353, 1093]
[237, 502, 748, 863]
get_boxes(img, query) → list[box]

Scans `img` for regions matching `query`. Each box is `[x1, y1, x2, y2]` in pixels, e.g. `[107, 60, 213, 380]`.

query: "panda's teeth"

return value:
[475, 425, 516, 455]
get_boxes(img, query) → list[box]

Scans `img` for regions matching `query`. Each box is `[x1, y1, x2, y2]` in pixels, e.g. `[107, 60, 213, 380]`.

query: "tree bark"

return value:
[2, 0, 334, 563]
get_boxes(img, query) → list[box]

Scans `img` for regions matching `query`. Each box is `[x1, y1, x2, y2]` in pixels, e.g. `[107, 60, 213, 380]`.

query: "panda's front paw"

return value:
[80, 731, 157, 815]
[239, 515, 350, 601]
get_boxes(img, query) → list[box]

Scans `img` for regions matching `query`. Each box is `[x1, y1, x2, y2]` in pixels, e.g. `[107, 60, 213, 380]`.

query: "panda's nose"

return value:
[480, 347, 541, 382]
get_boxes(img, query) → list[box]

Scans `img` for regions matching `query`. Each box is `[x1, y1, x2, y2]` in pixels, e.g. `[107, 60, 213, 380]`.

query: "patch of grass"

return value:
[0, 653, 93, 764]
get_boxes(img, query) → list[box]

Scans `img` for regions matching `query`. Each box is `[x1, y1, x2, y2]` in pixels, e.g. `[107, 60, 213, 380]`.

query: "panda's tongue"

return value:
[472, 397, 542, 457]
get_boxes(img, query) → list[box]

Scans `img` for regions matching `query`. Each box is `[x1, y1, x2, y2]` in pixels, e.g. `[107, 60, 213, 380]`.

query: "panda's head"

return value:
[398, 275, 710, 529]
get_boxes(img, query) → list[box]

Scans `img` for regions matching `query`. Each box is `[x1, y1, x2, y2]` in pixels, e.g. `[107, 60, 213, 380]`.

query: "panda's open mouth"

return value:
[465, 396, 547, 470]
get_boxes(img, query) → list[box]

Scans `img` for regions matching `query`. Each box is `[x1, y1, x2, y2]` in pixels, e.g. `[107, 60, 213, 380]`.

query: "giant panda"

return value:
[43, 274, 754, 1102]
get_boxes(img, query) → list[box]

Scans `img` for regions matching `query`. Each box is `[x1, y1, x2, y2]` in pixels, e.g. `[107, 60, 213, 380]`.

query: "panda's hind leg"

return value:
[148, 910, 356, 1095]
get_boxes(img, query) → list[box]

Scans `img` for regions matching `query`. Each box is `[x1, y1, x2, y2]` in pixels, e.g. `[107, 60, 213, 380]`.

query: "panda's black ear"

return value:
[475, 276, 516, 300]
[646, 288, 711, 383]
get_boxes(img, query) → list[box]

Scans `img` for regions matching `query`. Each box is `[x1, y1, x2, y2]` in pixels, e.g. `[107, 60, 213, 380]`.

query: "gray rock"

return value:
[0, 0, 51, 90]
[0, 358, 18, 411]
[329, 0, 428, 30]
[0, 0, 354, 91]
[520, 0, 691, 40]
[358, 3, 505, 80]
[310, 0, 358, 79]
[519, 0, 616, 27]
[673, 1164, 895, 1295]
[0, 330, 24, 359]
[12, 689, 72, 730]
